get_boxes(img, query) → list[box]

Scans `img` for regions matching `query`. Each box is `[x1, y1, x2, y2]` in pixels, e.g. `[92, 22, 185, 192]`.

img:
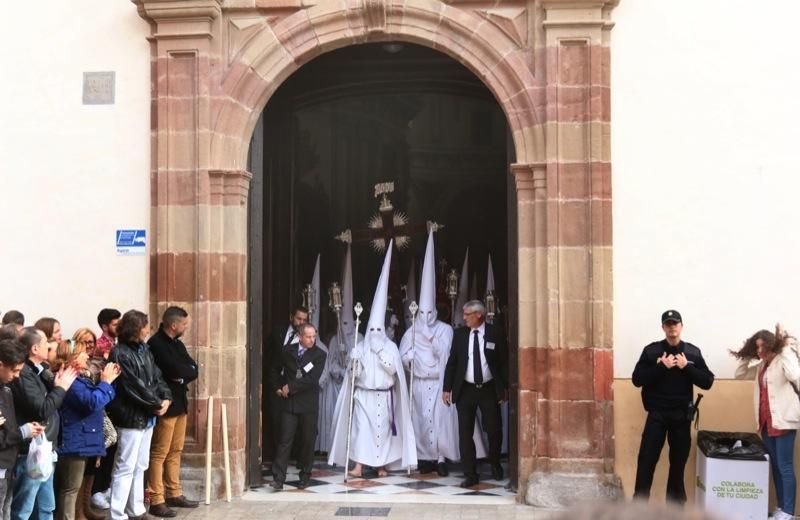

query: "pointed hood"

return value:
[454, 248, 469, 327]
[486, 255, 496, 293]
[419, 230, 437, 326]
[367, 240, 393, 334]
[469, 272, 478, 300]
[341, 243, 354, 334]
[406, 258, 417, 304]
[310, 254, 321, 329]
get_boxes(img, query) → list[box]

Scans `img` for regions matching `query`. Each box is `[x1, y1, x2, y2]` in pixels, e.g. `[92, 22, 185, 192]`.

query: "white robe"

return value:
[328, 333, 416, 470]
[317, 329, 363, 453]
[314, 340, 334, 453]
[399, 320, 486, 462]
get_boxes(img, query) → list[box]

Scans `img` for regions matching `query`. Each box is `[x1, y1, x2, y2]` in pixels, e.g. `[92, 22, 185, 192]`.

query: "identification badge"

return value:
[296, 369, 303, 379]
[486, 342, 496, 350]
[304, 362, 314, 373]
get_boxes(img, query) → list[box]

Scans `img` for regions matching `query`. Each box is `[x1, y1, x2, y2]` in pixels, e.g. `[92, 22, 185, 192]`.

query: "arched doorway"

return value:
[245, 41, 519, 491]
[137, 0, 620, 506]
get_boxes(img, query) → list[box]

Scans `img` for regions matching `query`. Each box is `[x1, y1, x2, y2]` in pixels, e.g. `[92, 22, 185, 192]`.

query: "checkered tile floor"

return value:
[256, 460, 515, 498]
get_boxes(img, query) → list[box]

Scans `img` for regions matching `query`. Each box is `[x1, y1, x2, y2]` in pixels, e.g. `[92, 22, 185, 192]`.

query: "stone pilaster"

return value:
[134, 0, 249, 499]
[521, 0, 620, 508]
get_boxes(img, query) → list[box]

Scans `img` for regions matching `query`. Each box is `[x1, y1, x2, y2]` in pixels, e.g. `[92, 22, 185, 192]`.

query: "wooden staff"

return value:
[343, 302, 363, 483]
[221, 403, 231, 502]
[204, 395, 214, 505]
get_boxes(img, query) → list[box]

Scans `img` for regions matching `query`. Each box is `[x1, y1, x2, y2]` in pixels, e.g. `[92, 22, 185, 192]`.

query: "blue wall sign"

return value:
[116, 229, 146, 256]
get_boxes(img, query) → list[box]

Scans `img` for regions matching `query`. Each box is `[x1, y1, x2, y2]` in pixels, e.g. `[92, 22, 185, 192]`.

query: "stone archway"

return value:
[134, 0, 620, 506]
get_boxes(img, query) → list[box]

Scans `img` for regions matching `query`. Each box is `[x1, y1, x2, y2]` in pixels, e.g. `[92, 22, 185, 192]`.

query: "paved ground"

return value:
[254, 461, 515, 498]
[167, 499, 545, 520]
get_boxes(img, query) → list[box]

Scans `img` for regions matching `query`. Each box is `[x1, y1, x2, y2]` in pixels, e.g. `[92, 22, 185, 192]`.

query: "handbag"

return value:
[102, 412, 117, 448]
[26, 435, 54, 481]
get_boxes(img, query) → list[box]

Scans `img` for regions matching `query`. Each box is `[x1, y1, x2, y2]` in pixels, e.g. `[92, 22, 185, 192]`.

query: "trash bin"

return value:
[695, 431, 769, 520]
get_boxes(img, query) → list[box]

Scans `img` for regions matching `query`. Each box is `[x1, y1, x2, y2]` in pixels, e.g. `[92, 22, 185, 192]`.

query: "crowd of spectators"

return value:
[0, 307, 198, 520]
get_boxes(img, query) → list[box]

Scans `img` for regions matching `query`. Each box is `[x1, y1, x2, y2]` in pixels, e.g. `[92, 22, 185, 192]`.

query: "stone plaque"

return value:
[82, 71, 115, 105]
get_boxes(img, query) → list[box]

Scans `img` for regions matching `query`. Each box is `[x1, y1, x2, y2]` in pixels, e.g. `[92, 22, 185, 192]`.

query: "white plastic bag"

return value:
[26, 435, 54, 481]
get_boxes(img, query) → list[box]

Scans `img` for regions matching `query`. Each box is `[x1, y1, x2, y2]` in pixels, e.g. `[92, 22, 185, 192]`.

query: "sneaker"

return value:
[773, 511, 793, 520]
[91, 491, 110, 510]
[769, 508, 782, 519]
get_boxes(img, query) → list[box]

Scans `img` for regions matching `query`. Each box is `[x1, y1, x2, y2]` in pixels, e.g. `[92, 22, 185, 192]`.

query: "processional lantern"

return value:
[302, 283, 316, 321]
[446, 269, 459, 325]
[328, 282, 342, 313]
[485, 290, 497, 324]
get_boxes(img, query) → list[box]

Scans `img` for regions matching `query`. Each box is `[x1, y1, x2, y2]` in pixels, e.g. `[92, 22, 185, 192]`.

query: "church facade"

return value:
[5, 0, 800, 508]
[132, 0, 618, 505]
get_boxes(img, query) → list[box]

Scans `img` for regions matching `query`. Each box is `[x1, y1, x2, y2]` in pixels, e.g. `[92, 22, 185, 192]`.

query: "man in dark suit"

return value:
[268, 322, 326, 490]
[443, 300, 508, 488]
[266, 306, 309, 462]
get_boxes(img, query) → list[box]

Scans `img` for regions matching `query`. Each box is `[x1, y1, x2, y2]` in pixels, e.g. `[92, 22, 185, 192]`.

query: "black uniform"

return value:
[268, 342, 326, 485]
[632, 339, 714, 502]
[266, 325, 296, 460]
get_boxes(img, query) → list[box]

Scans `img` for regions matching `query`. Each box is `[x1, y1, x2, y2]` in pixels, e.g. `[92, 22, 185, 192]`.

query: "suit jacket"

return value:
[268, 343, 327, 416]
[148, 327, 199, 417]
[268, 324, 295, 365]
[443, 323, 508, 403]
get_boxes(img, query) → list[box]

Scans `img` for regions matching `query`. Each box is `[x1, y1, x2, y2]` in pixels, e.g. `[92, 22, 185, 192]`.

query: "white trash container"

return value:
[695, 431, 769, 520]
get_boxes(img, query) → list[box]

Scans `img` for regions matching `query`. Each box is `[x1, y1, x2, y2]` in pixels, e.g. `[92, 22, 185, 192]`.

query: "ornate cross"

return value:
[335, 182, 439, 252]
[335, 182, 442, 335]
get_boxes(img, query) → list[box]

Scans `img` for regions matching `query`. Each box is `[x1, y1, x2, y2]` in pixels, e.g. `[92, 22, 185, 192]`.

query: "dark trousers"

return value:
[90, 444, 116, 493]
[456, 382, 501, 479]
[272, 411, 317, 484]
[633, 409, 691, 503]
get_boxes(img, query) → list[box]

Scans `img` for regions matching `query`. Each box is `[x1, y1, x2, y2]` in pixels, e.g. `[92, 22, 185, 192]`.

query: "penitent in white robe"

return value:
[328, 333, 416, 470]
[399, 321, 486, 462]
[316, 329, 363, 453]
[314, 339, 332, 453]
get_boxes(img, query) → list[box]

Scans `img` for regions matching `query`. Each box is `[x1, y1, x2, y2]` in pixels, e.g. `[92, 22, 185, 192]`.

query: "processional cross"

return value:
[335, 182, 441, 329]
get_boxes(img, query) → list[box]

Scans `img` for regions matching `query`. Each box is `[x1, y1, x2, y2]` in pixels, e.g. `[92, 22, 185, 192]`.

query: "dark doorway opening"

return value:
[246, 42, 518, 490]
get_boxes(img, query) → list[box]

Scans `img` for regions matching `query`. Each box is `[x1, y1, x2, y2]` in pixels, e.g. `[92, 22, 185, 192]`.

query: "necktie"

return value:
[286, 329, 295, 345]
[473, 330, 483, 385]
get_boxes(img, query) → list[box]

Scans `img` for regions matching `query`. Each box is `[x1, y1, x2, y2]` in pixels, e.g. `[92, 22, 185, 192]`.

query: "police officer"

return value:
[632, 310, 714, 503]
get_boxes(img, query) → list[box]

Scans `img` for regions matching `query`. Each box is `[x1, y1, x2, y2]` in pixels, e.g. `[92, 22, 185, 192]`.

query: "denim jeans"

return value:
[761, 428, 797, 515]
[10, 455, 56, 520]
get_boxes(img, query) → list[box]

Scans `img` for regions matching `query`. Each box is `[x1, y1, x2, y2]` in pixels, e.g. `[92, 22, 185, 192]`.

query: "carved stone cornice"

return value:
[541, 0, 620, 8]
[541, 0, 619, 30]
[511, 163, 547, 193]
[208, 169, 252, 205]
[133, 0, 222, 39]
